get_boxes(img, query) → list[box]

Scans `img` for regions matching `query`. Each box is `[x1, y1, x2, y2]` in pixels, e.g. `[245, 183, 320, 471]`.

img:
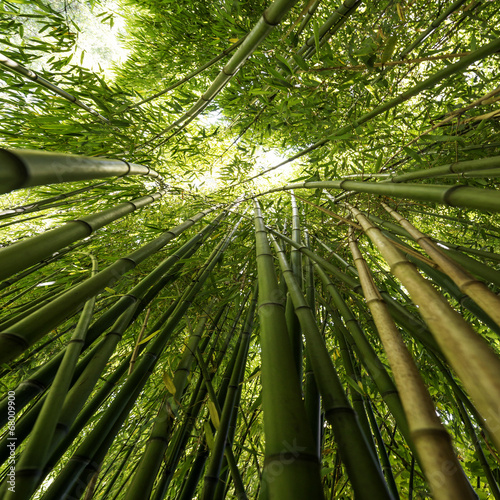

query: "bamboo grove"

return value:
[1, 0, 500, 498]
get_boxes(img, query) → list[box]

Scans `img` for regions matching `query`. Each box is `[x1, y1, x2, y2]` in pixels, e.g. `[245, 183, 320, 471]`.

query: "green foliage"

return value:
[1, 0, 500, 498]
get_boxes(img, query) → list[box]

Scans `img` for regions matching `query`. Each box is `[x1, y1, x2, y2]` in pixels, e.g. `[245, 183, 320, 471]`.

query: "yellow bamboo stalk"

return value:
[348, 229, 476, 500]
[345, 202, 500, 451]
[382, 202, 500, 328]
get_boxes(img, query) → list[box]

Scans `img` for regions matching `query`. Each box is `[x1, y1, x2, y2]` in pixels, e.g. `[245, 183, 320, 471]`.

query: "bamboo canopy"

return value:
[1, 1, 500, 499]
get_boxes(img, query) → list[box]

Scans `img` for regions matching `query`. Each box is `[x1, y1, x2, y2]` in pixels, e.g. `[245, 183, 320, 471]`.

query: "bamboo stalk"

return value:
[313, 263, 411, 448]
[382, 202, 500, 328]
[385, 155, 500, 184]
[0, 148, 161, 194]
[266, 228, 394, 499]
[348, 230, 476, 500]
[253, 199, 325, 499]
[346, 202, 500, 451]
[271, 179, 500, 212]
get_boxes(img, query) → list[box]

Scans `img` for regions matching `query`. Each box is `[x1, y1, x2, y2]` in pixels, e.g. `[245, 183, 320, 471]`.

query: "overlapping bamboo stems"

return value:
[142, 0, 300, 148]
[286, 191, 303, 378]
[172, 327, 244, 500]
[0, 53, 109, 122]
[383, 155, 500, 184]
[39, 219, 238, 499]
[122, 36, 247, 113]
[194, 346, 248, 500]
[41, 226, 228, 486]
[1, 254, 98, 498]
[237, 36, 500, 185]
[376, 230, 500, 336]
[265, 229, 394, 499]
[374, 211, 500, 265]
[317, 298, 379, 457]
[125, 311, 213, 499]
[348, 230, 476, 500]
[0, 148, 162, 194]
[381, 202, 500, 327]
[346, 202, 500, 451]
[312, 263, 411, 447]
[361, 211, 500, 287]
[0, 207, 214, 364]
[0, 224, 226, 436]
[149, 304, 232, 500]
[267, 226, 440, 353]
[253, 199, 325, 499]
[0, 187, 170, 281]
[201, 285, 257, 500]
[303, 229, 321, 460]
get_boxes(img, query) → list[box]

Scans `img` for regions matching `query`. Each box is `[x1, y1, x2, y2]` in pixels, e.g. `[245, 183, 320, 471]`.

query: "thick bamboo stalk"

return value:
[0, 148, 161, 194]
[348, 231, 476, 500]
[385, 156, 500, 184]
[253, 200, 325, 500]
[303, 230, 321, 460]
[286, 191, 303, 379]
[0, 208, 213, 364]
[274, 179, 500, 212]
[346, 203, 500, 451]
[382, 202, 500, 328]
[266, 229, 394, 499]
[0, 53, 109, 122]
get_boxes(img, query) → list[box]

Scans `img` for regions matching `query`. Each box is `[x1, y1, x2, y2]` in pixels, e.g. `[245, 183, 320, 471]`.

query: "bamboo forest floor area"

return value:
[1, 0, 500, 498]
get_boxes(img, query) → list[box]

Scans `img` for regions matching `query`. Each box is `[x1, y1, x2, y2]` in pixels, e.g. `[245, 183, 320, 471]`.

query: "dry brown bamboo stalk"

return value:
[348, 229, 475, 500]
[346, 202, 500, 451]
[382, 202, 500, 328]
